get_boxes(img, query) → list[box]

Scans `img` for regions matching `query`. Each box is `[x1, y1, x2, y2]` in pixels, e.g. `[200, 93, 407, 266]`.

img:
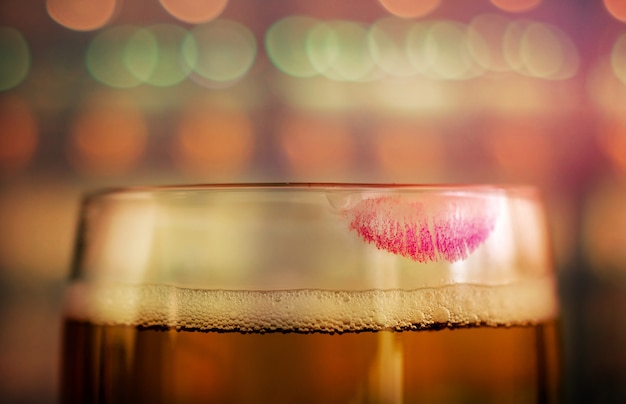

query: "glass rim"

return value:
[83, 182, 540, 202]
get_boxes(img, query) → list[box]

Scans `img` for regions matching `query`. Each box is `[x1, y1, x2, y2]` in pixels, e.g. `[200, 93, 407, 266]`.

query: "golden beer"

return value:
[61, 185, 560, 403]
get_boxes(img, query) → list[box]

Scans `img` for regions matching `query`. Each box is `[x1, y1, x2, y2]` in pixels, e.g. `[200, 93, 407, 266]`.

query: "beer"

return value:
[62, 280, 559, 403]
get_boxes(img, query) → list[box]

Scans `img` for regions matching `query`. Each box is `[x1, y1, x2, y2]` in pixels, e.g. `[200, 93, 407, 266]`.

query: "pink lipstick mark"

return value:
[343, 196, 497, 263]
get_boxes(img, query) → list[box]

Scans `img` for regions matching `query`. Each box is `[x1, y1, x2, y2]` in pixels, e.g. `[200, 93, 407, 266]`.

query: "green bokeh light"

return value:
[307, 22, 339, 75]
[143, 24, 191, 87]
[368, 17, 416, 77]
[183, 19, 256, 83]
[0, 27, 30, 91]
[86, 25, 144, 88]
[87, 24, 192, 88]
[424, 21, 480, 80]
[124, 28, 158, 82]
[266, 16, 320, 78]
[406, 22, 433, 77]
[320, 21, 376, 82]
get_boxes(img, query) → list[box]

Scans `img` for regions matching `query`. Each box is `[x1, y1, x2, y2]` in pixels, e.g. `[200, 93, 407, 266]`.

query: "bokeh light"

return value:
[0, 27, 30, 91]
[86, 25, 147, 88]
[267, 18, 381, 82]
[406, 20, 484, 80]
[266, 16, 321, 78]
[611, 33, 626, 86]
[160, 0, 228, 24]
[183, 19, 256, 85]
[378, 0, 441, 19]
[47, 0, 117, 31]
[306, 21, 340, 76]
[422, 21, 482, 80]
[520, 23, 578, 79]
[373, 121, 445, 181]
[124, 28, 159, 83]
[316, 21, 377, 82]
[406, 21, 435, 77]
[172, 100, 254, 177]
[261, 17, 569, 83]
[504, 20, 579, 80]
[604, 0, 626, 23]
[143, 24, 192, 87]
[87, 24, 192, 88]
[67, 92, 147, 176]
[368, 17, 416, 77]
[521, 23, 564, 78]
[502, 19, 529, 72]
[467, 14, 513, 73]
[277, 113, 355, 178]
[490, 0, 541, 13]
[0, 95, 38, 174]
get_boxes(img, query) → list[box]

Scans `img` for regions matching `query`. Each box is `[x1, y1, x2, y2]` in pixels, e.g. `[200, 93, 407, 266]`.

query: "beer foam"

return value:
[64, 277, 558, 332]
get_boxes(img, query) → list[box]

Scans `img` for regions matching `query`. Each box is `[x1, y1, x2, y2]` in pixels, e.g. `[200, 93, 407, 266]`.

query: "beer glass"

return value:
[61, 184, 560, 403]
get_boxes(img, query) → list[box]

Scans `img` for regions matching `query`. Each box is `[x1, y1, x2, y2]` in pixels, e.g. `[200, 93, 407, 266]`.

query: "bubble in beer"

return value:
[432, 307, 451, 324]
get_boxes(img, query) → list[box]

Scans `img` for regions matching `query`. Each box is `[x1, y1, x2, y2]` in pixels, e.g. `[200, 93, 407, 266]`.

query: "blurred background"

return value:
[0, 0, 625, 402]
